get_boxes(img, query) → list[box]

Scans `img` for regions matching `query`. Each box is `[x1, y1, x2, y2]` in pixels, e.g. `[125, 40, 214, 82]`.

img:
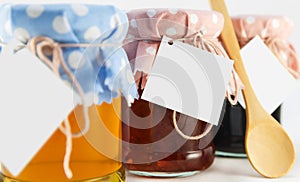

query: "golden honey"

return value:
[1, 97, 124, 182]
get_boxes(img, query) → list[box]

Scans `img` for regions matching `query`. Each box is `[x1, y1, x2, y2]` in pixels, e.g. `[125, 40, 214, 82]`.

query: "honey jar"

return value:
[0, 4, 136, 181]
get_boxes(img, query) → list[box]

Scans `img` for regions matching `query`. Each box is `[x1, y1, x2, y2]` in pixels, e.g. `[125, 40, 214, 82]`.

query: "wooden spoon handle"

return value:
[209, 0, 262, 112]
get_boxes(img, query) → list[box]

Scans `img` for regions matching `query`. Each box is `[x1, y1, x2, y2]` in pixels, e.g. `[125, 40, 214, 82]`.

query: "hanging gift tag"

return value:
[238, 36, 298, 113]
[142, 36, 233, 125]
[0, 42, 75, 176]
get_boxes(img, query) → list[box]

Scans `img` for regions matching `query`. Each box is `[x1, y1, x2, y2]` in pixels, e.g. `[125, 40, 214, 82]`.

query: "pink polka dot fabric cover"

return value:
[232, 15, 300, 78]
[124, 9, 240, 96]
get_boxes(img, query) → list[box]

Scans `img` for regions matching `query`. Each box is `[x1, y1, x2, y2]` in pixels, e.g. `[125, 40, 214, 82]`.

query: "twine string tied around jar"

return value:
[27, 36, 93, 179]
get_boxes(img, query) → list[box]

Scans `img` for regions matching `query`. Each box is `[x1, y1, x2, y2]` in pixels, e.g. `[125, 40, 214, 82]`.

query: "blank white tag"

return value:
[142, 36, 233, 125]
[239, 36, 298, 113]
[0, 45, 75, 176]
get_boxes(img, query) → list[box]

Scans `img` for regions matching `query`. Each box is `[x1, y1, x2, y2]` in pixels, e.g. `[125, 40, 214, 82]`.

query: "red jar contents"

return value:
[122, 86, 215, 177]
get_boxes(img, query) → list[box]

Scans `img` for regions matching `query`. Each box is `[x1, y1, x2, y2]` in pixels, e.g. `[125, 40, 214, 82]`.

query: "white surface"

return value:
[0, 0, 299, 181]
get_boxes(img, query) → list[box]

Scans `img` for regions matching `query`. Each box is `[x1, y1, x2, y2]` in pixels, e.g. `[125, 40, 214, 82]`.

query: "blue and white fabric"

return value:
[0, 4, 137, 105]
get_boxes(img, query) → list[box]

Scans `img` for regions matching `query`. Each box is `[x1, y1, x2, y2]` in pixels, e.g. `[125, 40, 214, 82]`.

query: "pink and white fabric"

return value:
[124, 9, 241, 103]
[232, 15, 300, 78]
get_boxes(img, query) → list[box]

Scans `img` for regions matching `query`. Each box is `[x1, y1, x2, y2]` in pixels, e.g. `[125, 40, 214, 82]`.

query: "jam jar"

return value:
[214, 15, 300, 157]
[0, 4, 136, 182]
[122, 9, 239, 177]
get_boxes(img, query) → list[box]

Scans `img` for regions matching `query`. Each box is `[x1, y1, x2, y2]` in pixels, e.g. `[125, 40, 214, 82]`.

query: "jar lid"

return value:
[231, 15, 299, 78]
[124, 9, 243, 103]
[0, 4, 138, 105]
[231, 15, 294, 40]
[127, 9, 224, 39]
[125, 9, 226, 81]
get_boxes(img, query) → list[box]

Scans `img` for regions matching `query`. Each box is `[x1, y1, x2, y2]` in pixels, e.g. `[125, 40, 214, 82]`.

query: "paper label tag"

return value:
[141, 36, 233, 125]
[239, 36, 298, 113]
[0, 43, 75, 176]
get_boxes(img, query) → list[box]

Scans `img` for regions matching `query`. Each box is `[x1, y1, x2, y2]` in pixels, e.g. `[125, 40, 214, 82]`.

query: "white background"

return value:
[0, 0, 299, 181]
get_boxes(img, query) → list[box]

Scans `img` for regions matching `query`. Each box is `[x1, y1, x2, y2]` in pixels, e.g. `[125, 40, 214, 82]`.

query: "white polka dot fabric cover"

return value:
[232, 15, 293, 44]
[0, 4, 138, 105]
[124, 9, 242, 94]
[232, 15, 300, 78]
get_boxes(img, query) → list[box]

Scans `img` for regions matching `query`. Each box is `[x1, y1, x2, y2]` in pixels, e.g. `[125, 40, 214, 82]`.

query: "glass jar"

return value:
[214, 100, 281, 157]
[1, 102, 124, 182]
[122, 9, 238, 177]
[0, 4, 136, 182]
[214, 15, 300, 157]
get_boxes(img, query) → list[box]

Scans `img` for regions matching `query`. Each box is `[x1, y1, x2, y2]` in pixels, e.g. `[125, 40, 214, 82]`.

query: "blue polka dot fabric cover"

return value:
[0, 4, 137, 105]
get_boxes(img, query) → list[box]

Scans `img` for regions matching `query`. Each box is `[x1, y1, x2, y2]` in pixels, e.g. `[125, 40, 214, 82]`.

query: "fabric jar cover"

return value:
[232, 15, 300, 78]
[124, 8, 241, 103]
[0, 4, 138, 105]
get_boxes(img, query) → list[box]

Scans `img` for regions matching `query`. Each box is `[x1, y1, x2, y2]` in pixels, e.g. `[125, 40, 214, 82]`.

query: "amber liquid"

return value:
[122, 86, 215, 176]
[1, 97, 124, 182]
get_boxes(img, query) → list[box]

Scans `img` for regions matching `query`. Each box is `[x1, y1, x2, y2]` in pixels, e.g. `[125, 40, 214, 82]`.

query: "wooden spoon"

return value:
[209, 0, 295, 178]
